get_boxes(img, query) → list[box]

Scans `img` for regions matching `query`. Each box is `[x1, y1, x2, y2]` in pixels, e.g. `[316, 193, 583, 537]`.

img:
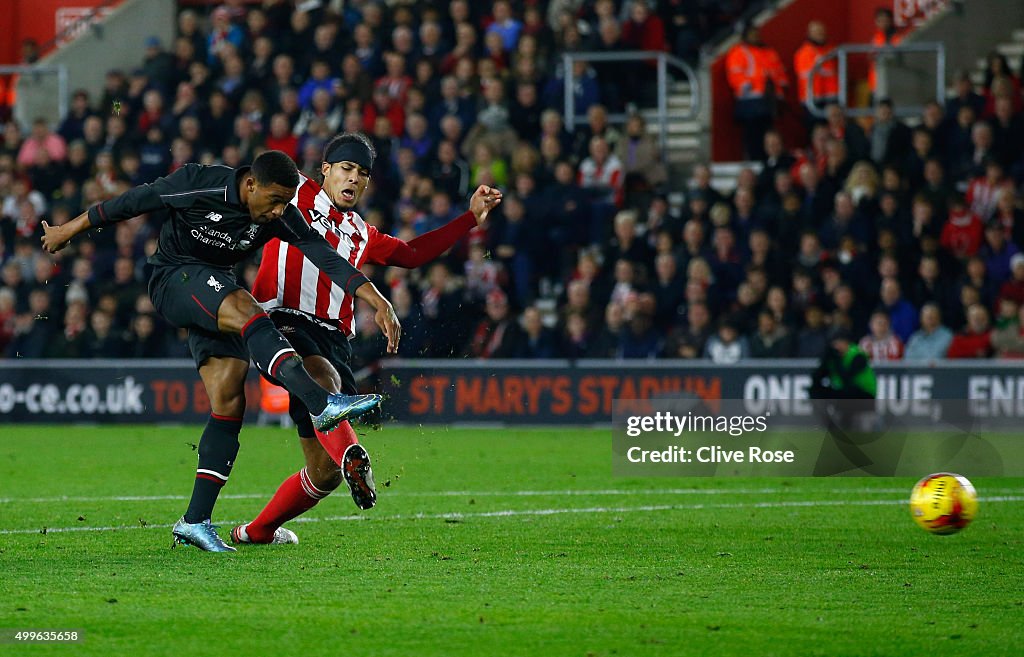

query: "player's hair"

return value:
[322, 132, 377, 166]
[251, 150, 299, 189]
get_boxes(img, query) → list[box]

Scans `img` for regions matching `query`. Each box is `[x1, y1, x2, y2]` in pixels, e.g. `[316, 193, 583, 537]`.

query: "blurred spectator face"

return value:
[798, 163, 818, 190]
[430, 193, 451, 218]
[597, 18, 621, 47]
[450, 0, 470, 24]
[912, 198, 933, 225]
[83, 116, 103, 142]
[310, 60, 330, 81]
[833, 286, 854, 311]
[880, 278, 901, 305]
[143, 90, 163, 113]
[687, 258, 711, 284]
[966, 257, 986, 280]
[799, 233, 820, 258]
[114, 258, 134, 283]
[522, 307, 542, 336]
[683, 220, 704, 249]
[614, 212, 637, 242]
[28, 289, 50, 315]
[956, 105, 975, 128]
[179, 116, 201, 142]
[420, 22, 441, 49]
[133, 314, 154, 339]
[870, 312, 891, 338]
[629, 1, 650, 22]
[764, 131, 783, 157]
[171, 138, 193, 164]
[875, 9, 894, 31]
[440, 115, 462, 142]
[1000, 297, 1019, 321]
[72, 258, 92, 282]
[91, 311, 112, 336]
[248, 9, 268, 36]
[314, 24, 337, 51]
[312, 88, 333, 112]
[689, 303, 709, 329]
[985, 224, 1005, 249]
[834, 192, 855, 220]
[923, 160, 943, 185]
[269, 114, 290, 138]
[922, 102, 943, 128]
[655, 254, 676, 283]
[273, 55, 294, 82]
[486, 292, 509, 321]
[972, 123, 992, 149]
[918, 305, 939, 331]
[437, 141, 456, 164]
[484, 30, 505, 55]
[737, 283, 757, 307]
[735, 188, 754, 215]
[614, 259, 634, 284]
[567, 313, 587, 339]
[577, 253, 599, 279]
[967, 304, 989, 333]
[493, 0, 512, 22]
[605, 302, 625, 330]
[567, 280, 590, 307]
[685, 280, 707, 304]
[554, 161, 575, 185]
[713, 227, 735, 255]
[985, 161, 1004, 183]
[919, 257, 939, 281]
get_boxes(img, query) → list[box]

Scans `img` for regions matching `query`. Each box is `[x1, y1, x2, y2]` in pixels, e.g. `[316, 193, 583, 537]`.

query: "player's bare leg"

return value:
[233, 356, 375, 545]
[171, 356, 249, 552]
[218, 289, 381, 431]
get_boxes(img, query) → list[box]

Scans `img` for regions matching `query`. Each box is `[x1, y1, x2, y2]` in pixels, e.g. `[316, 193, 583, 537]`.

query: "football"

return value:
[909, 473, 979, 535]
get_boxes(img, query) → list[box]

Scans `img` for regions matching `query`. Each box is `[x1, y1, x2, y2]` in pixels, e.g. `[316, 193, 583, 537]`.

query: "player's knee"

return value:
[211, 391, 245, 418]
[289, 394, 315, 435]
[219, 290, 263, 333]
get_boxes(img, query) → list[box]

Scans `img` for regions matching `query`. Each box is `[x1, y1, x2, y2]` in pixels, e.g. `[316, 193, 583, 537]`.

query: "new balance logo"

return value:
[205, 212, 223, 222]
[207, 276, 224, 292]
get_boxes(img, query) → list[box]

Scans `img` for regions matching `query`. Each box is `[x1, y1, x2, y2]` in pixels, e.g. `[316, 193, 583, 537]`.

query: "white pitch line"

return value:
[3, 486, 1022, 505]
[1, 496, 1022, 537]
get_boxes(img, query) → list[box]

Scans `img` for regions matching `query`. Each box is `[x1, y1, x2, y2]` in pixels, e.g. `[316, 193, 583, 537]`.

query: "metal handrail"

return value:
[804, 42, 946, 118]
[0, 65, 70, 123]
[561, 51, 700, 153]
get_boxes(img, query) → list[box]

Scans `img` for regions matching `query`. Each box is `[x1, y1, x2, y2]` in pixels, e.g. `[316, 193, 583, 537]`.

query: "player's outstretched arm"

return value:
[41, 212, 90, 253]
[41, 165, 200, 253]
[374, 185, 503, 268]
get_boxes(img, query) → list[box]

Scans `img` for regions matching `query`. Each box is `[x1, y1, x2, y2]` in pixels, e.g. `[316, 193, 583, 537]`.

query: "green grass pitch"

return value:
[0, 425, 1021, 656]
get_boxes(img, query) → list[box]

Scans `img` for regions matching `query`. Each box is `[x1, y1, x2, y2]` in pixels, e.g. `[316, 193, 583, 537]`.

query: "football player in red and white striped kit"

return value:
[231, 133, 502, 544]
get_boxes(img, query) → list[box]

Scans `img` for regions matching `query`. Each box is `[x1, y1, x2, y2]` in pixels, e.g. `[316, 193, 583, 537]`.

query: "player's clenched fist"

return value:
[469, 185, 503, 225]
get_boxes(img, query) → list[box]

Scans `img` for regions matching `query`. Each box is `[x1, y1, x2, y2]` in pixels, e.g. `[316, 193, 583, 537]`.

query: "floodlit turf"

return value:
[0, 425, 1021, 657]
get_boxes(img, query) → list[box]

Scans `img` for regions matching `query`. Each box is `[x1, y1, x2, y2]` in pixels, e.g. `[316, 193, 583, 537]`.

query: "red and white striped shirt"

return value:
[252, 174, 479, 338]
[859, 334, 904, 362]
[252, 174, 402, 338]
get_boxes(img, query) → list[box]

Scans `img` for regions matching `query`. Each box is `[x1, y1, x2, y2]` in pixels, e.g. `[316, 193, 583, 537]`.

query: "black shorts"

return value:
[149, 264, 249, 368]
[269, 310, 357, 395]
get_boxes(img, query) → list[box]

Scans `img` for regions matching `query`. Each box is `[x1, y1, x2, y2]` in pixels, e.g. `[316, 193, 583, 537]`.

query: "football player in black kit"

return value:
[41, 150, 401, 552]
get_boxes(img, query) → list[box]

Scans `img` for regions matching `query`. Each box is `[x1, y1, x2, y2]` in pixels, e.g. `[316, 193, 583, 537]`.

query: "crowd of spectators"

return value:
[2, 1, 1023, 366]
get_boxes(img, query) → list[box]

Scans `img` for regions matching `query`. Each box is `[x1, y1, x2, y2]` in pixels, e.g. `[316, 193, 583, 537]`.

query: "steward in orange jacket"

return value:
[725, 25, 789, 160]
[794, 21, 839, 106]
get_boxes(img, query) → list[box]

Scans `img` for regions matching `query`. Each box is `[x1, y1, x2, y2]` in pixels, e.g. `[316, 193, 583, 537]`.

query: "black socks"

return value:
[184, 414, 242, 523]
[240, 313, 328, 415]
